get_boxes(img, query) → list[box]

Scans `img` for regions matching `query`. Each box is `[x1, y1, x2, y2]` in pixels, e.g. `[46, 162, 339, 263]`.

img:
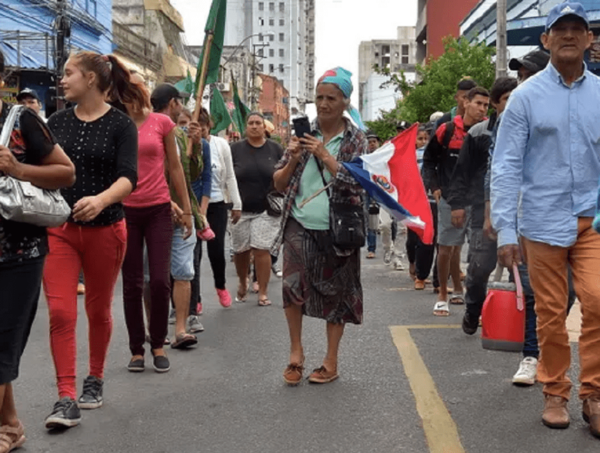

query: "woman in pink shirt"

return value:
[121, 76, 192, 374]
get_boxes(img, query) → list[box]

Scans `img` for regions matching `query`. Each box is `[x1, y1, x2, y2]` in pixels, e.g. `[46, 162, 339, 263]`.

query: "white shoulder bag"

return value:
[0, 105, 71, 227]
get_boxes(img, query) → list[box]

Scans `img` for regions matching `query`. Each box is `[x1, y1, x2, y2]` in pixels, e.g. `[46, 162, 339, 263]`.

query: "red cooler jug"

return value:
[481, 264, 525, 352]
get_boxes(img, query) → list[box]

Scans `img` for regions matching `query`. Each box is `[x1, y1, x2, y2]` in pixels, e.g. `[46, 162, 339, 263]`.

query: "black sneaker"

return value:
[45, 397, 81, 430]
[128, 357, 145, 373]
[462, 311, 480, 336]
[152, 352, 171, 373]
[78, 376, 103, 409]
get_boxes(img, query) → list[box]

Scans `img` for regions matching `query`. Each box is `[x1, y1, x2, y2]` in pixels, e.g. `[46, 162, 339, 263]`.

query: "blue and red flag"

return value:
[343, 124, 434, 244]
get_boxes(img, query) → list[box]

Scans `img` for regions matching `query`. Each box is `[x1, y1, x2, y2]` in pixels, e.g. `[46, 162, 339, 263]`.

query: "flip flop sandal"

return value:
[449, 295, 465, 305]
[433, 301, 450, 317]
[0, 422, 25, 453]
[236, 281, 248, 303]
[171, 333, 198, 349]
[258, 298, 272, 307]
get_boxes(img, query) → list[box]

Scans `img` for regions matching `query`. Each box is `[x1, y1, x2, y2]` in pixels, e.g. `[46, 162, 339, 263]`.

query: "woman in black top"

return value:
[43, 51, 141, 430]
[0, 50, 75, 452]
[230, 113, 283, 306]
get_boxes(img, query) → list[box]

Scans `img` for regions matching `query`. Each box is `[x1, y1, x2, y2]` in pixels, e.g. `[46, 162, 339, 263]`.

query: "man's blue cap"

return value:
[546, 2, 589, 30]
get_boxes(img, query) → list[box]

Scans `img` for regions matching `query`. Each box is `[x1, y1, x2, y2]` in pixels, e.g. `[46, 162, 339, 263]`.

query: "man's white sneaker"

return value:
[394, 259, 405, 271]
[383, 251, 392, 264]
[512, 356, 538, 386]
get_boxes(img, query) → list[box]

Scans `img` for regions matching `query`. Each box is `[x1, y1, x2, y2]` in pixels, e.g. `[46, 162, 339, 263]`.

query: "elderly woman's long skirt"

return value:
[282, 218, 363, 325]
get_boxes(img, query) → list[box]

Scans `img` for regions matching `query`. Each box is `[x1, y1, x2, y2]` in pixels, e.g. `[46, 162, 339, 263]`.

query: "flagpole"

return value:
[193, 32, 215, 122]
[186, 31, 215, 158]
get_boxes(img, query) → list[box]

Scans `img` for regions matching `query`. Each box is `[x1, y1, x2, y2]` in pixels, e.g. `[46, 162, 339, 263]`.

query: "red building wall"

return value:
[427, 0, 479, 59]
[258, 74, 290, 142]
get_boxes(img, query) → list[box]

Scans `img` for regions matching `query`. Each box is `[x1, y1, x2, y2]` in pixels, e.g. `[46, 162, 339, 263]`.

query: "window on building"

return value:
[269, 34, 274, 42]
[279, 48, 284, 58]
[85, 0, 97, 16]
[259, 17, 264, 26]
[381, 45, 390, 55]
[402, 44, 409, 64]
[279, 2, 284, 12]
[279, 18, 284, 26]
[269, 2, 275, 11]
[259, 64, 264, 72]
[258, 48, 264, 57]
[279, 33, 284, 42]
[269, 18, 274, 26]
[258, 33, 264, 41]
[269, 64, 274, 73]
[269, 48, 274, 57]
[258, 2, 264, 11]
[279, 64, 284, 73]
[382, 56, 390, 69]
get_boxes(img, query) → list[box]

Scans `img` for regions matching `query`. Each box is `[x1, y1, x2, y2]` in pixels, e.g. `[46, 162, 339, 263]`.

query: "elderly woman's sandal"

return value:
[283, 358, 305, 386]
[308, 366, 339, 384]
[433, 301, 450, 317]
[0, 422, 25, 453]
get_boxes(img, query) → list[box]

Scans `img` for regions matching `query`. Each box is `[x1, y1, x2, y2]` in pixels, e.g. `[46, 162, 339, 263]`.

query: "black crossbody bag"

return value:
[315, 157, 365, 250]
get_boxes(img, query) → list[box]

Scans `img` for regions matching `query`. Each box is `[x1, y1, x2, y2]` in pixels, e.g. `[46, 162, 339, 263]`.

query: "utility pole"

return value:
[54, 0, 70, 110]
[496, 0, 508, 78]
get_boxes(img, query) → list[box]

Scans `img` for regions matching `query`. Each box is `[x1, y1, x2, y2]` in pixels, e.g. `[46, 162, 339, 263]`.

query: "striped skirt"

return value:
[282, 217, 363, 325]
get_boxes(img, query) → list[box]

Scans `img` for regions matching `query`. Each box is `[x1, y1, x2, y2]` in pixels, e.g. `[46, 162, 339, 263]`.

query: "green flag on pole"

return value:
[175, 69, 194, 99]
[210, 87, 232, 134]
[194, 0, 227, 97]
[231, 75, 251, 135]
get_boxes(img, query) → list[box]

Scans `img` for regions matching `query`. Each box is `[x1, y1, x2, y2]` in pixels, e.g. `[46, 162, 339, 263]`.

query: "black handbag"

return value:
[315, 158, 365, 249]
[266, 191, 284, 217]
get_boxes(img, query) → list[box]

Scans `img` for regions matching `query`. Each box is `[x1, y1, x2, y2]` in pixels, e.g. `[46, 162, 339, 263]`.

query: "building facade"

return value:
[0, 0, 113, 116]
[358, 27, 417, 121]
[461, 0, 600, 74]
[416, 0, 479, 63]
[112, 0, 195, 85]
[258, 74, 290, 142]
[224, 0, 315, 111]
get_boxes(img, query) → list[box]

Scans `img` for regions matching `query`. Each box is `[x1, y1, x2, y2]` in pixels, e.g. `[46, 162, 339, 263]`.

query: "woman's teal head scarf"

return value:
[317, 67, 366, 131]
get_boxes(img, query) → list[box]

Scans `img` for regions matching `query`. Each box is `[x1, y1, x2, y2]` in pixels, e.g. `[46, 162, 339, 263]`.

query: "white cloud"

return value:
[171, 0, 417, 105]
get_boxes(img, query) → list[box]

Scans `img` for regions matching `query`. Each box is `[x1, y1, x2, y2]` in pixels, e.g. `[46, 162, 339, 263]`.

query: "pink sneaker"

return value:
[198, 226, 216, 241]
[216, 288, 232, 308]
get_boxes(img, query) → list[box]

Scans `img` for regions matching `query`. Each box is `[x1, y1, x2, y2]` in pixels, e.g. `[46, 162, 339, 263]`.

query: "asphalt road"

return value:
[12, 237, 600, 453]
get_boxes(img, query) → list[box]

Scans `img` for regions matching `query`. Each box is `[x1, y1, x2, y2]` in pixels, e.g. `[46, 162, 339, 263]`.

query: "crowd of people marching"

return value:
[1, 1, 600, 450]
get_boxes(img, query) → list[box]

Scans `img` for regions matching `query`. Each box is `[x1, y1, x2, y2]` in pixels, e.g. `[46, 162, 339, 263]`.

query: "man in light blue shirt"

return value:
[491, 2, 600, 437]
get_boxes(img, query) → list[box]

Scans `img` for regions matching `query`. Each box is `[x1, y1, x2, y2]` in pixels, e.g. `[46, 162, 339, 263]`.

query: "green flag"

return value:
[194, 0, 227, 97]
[210, 87, 232, 134]
[175, 69, 194, 99]
[231, 75, 251, 135]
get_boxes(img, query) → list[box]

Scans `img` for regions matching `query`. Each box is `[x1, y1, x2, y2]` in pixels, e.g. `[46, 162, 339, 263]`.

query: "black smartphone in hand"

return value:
[293, 117, 312, 139]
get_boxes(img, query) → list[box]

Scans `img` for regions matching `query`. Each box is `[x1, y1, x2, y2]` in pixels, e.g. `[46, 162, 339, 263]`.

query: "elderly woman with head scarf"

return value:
[273, 67, 368, 386]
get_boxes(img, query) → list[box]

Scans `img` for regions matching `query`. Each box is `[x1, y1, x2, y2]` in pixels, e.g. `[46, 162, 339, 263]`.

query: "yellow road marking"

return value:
[403, 325, 462, 329]
[390, 326, 466, 453]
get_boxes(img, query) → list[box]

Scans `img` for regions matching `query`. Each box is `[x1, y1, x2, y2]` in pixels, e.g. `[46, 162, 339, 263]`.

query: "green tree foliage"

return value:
[366, 37, 496, 139]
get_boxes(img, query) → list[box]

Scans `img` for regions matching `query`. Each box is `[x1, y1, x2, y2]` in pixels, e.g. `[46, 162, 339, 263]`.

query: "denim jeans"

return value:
[367, 229, 377, 253]
[518, 264, 576, 359]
